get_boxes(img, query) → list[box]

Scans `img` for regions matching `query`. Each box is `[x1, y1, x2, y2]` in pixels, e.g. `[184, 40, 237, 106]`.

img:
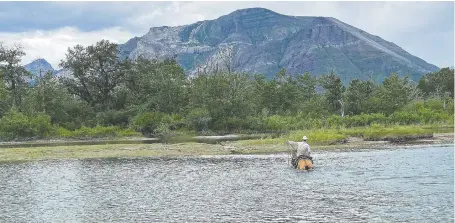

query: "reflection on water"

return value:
[0, 146, 453, 222]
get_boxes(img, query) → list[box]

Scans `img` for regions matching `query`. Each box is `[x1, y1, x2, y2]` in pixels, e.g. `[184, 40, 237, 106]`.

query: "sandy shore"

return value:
[0, 133, 452, 162]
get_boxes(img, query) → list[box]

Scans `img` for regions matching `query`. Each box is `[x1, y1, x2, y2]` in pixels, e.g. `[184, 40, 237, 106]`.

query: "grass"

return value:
[0, 124, 452, 162]
[0, 143, 231, 162]
[54, 126, 142, 139]
[239, 124, 453, 146]
[238, 129, 345, 146]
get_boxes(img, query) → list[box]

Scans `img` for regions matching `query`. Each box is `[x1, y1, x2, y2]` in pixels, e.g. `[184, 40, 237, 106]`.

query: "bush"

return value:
[118, 128, 143, 137]
[263, 115, 292, 131]
[425, 98, 444, 111]
[72, 126, 119, 138]
[30, 114, 54, 138]
[211, 117, 246, 132]
[133, 112, 169, 135]
[0, 110, 34, 140]
[344, 113, 387, 127]
[244, 116, 264, 131]
[169, 114, 185, 130]
[0, 110, 54, 140]
[55, 100, 97, 130]
[55, 127, 72, 138]
[293, 116, 323, 130]
[389, 111, 420, 125]
[325, 115, 344, 128]
[96, 110, 132, 128]
[185, 108, 212, 132]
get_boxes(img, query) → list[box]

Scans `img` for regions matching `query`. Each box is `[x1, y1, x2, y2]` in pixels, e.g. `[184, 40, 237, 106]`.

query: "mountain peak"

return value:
[230, 7, 279, 15]
[28, 58, 52, 67]
[24, 58, 55, 76]
[223, 7, 289, 21]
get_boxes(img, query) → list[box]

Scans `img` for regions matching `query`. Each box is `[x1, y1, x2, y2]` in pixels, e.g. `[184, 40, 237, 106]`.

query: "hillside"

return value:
[119, 7, 439, 83]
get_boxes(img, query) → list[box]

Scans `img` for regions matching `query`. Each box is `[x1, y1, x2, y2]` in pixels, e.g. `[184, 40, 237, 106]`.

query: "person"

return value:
[287, 136, 312, 168]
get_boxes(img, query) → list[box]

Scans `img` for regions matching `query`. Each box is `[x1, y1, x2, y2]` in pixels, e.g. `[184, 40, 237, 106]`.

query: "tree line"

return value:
[0, 40, 453, 140]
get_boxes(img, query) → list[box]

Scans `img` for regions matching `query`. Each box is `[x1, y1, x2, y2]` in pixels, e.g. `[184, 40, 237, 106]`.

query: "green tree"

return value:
[125, 57, 188, 114]
[418, 67, 454, 98]
[254, 69, 301, 115]
[24, 71, 56, 114]
[373, 73, 415, 114]
[345, 79, 376, 115]
[59, 39, 130, 110]
[319, 71, 345, 115]
[188, 72, 255, 130]
[22, 70, 88, 128]
[273, 69, 300, 115]
[295, 72, 317, 103]
[0, 75, 11, 117]
[0, 43, 31, 109]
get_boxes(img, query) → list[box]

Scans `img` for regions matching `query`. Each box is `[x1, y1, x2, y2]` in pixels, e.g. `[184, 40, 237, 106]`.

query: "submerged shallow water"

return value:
[0, 145, 453, 222]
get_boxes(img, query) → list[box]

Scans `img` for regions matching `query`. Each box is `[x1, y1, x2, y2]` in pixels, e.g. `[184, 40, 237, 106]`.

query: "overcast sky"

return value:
[0, 1, 453, 69]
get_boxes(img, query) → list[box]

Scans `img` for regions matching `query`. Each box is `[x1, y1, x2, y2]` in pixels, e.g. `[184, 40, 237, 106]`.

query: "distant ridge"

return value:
[118, 7, 439, 83]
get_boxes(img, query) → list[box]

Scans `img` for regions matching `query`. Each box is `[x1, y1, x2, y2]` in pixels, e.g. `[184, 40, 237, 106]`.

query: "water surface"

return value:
[0, 145, 453, 222]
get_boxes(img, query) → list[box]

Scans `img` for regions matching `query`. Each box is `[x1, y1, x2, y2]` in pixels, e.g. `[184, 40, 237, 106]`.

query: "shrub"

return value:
[244, 116, 264, 131]
[263, 115, 291, 131]
[30, 114, 54, 138]
[325, 115, 344, 128]
[169, 114, 185, 130]
[133, 112, 168, 135]
[425, 98, 444, 111]
[389, 111, 420, 125]
[0, 110, 33, 140]
[0, 110, 53, 140]
[344, 113, 387, 127]
[96, 110, 132, 128]
[185, 108, 212, 132]
[55, 127, 72, 138]
[212, 117, 247, 132]
[118, 128, 142, 137]
[73, 126, 118, 138]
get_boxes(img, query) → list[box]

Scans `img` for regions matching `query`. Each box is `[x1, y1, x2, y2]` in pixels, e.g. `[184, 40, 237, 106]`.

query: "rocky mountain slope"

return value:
[23, 59, 71, 84]
[119, 7, 439, 83]
[24, 58, 55, 76]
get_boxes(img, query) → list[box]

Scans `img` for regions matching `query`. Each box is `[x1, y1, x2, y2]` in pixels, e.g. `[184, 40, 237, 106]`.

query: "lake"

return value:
[0, 145, 453, 222]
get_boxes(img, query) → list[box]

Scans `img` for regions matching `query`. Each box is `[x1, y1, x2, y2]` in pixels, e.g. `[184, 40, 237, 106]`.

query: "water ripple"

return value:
[0, 146, 453, 222]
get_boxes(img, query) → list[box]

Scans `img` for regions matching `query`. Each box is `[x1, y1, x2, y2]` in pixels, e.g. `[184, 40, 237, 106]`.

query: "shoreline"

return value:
[0, 133, 452, 162]
[0, 134, 265, 149]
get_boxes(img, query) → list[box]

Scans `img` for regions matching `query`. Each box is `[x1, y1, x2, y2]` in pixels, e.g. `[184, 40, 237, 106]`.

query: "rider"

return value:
[287, 136, 312, 168]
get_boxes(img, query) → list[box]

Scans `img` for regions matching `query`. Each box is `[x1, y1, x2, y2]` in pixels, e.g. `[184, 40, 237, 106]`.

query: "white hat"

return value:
[302, 136, 308, 140]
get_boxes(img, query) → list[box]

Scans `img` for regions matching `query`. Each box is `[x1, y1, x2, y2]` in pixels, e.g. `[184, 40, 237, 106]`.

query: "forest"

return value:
[0, 40, 453, 141]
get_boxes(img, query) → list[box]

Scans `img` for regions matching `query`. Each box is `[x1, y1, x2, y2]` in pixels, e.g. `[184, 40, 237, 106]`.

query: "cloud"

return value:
[0, 27, 135, 69]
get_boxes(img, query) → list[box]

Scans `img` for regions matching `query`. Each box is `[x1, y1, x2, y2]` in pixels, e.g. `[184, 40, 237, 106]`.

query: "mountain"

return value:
[119, 7, 439, 83]
[23, 59, 71, 85]
[23, 59, 56, 85]
[24, 58, 55, 76]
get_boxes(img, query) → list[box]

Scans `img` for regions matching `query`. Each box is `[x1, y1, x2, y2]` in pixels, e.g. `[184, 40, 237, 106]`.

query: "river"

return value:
[0, 145, 453, 222]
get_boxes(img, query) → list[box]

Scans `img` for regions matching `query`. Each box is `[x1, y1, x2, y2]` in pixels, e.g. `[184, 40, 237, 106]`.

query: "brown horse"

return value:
[291, 155, 313, 170]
